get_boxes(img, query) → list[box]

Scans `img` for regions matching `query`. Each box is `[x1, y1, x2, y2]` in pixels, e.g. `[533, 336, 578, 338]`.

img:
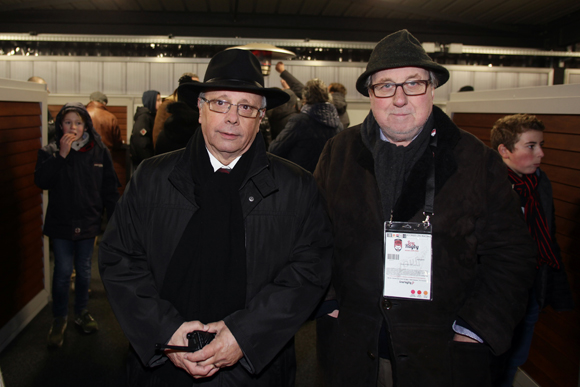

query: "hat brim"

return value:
[356, 63, 450, 97]
[178, 80, 290, 110]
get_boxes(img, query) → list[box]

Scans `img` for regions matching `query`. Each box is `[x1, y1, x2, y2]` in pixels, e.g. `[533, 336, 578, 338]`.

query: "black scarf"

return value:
[507, 168, 559, 269]
[361, 111, 434, 221]
[156, 129, 253, 385]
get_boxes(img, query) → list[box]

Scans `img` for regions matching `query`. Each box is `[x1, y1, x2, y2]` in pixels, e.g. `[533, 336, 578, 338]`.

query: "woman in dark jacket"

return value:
[130, 90, 161, 167]
[35, 102, 119, 348]
[268, 78, 342, 173]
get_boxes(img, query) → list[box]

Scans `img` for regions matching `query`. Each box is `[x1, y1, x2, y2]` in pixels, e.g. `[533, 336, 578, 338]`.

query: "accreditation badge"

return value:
[383, 221, 433, 301]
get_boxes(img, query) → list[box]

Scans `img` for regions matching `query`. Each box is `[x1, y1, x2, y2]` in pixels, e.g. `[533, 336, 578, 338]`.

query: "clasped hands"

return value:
[165, 320, 243, 379]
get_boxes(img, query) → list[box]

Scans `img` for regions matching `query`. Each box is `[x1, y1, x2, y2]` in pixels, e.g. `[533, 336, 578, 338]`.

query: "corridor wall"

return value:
[447, 83, 580, 387]
[0, 56, 554, 127]
[0, 78, 49, 353]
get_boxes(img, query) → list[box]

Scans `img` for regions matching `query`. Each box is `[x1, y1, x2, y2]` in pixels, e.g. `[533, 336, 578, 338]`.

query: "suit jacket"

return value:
[314, 106, 536, 387]
[99, 133, 333, 386]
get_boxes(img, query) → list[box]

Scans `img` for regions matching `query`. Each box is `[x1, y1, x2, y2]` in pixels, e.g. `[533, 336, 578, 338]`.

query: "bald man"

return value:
[28, 76, 55, 143]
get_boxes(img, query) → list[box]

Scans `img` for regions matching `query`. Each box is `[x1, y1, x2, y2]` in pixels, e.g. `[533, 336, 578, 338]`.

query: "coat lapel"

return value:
[168, 135, 199, 208]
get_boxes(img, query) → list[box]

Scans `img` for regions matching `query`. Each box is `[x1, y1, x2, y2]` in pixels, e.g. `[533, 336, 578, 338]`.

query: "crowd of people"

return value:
[32, 29, 572, 387]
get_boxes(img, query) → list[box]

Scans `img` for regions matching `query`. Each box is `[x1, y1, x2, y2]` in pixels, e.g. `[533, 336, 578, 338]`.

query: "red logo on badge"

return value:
[394, 239, 402, 252]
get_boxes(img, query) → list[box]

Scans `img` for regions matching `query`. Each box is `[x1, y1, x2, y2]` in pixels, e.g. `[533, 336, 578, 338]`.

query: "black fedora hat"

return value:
[179, 49, 290, 110]
[356, 30, 450, 97]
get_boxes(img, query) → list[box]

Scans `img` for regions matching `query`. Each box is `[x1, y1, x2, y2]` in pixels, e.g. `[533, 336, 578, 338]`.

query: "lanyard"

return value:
[423, 129, 437, 225]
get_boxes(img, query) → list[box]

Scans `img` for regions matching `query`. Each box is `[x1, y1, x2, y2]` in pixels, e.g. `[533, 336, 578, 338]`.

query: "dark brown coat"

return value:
[86, 101, 122, 150]
[314, 106, 536, 387]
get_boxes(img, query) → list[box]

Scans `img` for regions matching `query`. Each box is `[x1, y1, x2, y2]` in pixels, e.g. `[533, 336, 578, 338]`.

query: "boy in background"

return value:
[35, 103, 119, 348]
[490, 114, 573, 386]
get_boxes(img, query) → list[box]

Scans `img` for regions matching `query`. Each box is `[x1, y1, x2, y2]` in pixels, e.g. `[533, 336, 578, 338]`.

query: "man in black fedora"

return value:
[99, 49, 333, 386]
[314, 29, 536, 386]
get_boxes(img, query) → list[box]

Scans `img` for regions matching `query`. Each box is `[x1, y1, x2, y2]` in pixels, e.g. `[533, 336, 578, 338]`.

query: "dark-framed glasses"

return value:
[369, 80, 431, 98]
[200, 97, 263, 118]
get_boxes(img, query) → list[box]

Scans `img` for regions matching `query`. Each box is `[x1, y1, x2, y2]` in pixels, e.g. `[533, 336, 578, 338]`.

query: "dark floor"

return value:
[0, 237, 322, 387]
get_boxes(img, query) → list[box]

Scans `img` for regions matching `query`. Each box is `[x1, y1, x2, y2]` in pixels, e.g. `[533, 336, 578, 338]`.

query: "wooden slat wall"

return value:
[48, 104, 128, 195]
[453, 112, 580, 387]
[0, 101, 44, 328]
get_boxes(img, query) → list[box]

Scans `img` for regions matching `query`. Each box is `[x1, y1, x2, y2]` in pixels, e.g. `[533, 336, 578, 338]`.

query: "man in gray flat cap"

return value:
[86, 91, 123, 151]
[314, 29, 536, 387]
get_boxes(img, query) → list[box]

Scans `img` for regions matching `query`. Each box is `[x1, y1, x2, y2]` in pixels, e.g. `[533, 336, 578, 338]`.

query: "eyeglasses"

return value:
[200, 97, 264, 118]
[369, 80, 431, 98]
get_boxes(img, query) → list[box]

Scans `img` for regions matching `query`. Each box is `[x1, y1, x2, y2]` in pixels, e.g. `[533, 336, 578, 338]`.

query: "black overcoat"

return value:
[314, 106, 536, 387]
[99, 133, 333, 386]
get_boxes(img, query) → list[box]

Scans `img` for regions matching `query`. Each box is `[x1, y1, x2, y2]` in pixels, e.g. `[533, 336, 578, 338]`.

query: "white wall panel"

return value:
[173, 63, 199, 82]
[449, 71, 474, 93]
[286, 65, 314, 86]
[314, 67, 337, 85]
[127, 63, 149, 95]
[473, 72, 495, 91]
[518, 73, 543, 87]
[32, 62, 57, 89]
[434, 81, 451, 103]
[263, 72, 276, 88]
[9, 61, 33, 81]
[150, 63, 173, 95]
[496, 72, 519, 89]
[79, 62, 103, 95]
[56, 62, 80, 94]
[569, 73, 580, 84]
[447, 83, 580, 116]
[197, 63, 208, 83]
[0, 58, 555, 108]
[338, 67, 364, 101]
[103, 62, 126, 94]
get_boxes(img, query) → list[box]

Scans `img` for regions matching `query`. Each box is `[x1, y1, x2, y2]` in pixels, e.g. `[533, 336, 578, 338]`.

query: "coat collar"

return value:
[168, 131, 277, 207]
[356, 105, 461, 221]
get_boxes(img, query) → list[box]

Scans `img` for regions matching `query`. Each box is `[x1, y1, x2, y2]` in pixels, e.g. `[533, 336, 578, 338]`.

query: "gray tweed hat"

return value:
[356, 30, 450, 96]
[89, 91, 108, 104]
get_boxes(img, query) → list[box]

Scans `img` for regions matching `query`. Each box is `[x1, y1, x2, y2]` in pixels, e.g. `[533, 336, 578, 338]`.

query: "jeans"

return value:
[51, 237, 95, 318]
